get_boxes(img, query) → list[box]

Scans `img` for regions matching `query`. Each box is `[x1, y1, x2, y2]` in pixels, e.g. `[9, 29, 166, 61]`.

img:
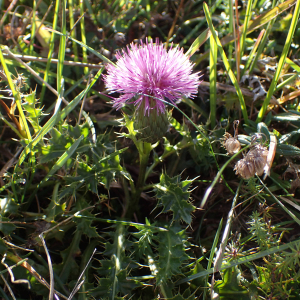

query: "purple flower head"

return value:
[104, 39, 200, 115]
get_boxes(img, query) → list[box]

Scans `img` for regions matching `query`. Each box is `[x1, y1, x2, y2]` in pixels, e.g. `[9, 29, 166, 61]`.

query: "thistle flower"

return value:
[104, 39, 200, 142]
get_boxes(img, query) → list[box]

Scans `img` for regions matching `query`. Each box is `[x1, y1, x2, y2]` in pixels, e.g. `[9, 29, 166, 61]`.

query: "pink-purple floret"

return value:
[104, 39, 200, 115]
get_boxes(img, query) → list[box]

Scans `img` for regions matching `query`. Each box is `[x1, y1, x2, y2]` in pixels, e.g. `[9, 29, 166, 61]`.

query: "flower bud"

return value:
[135, 99, 169, 144]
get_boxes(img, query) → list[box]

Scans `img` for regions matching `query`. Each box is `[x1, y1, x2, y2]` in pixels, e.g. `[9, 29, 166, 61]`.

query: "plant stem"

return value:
[126, 141, 151, 219]
[136, 142, 152, 191]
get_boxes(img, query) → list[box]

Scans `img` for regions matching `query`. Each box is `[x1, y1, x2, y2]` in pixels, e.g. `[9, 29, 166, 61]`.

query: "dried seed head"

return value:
[223, 132, 241, 155]
[234, 158, 255, 179]
[246, 144, 268, 176]
[234, 144, 269, 179]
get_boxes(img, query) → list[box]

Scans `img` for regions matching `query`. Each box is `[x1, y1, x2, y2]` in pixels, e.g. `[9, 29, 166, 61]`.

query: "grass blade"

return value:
[241, 29, 265, 78]
[57, 0, 67, 95]
[275, 57, 300, 92]
[248, 17, 276, 75]
[239, 0, 253, 60]
[200, 144, 251, 208]
[68, 0, 80, 76]
[203, 218, 223, 299]
[259, 178, 300, 226]
[80, 0, 88, 75]
[214, 181, 242, 272]
[209, 33, 217, 128]
[185, 28, 211, 57]
[30, 0, 37, 54]
[180, 0, 222, 47]
[40, 0, 60, 103]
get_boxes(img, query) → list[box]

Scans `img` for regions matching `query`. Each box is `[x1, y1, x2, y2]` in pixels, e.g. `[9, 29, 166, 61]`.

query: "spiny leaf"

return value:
[214, 266, 251, 300]
[91, 269, 141, 299]
[154, 173, 195, 224]
[156, 224, 190, 284]
[132, 222, 155, 258]
[0, 216, 16, 235]
[168, 294, 196, 300]
[74, 199, 99, 239]
[22, 90, 44, 133]
[44, 183, 66, 221]
[39, 123, 91, 163]
[17, 66, 104, 166]
[38, 135, 84, 187]
[91, 224, 141, 298]
[58, 145, 128, 199]
[55, 231, 81, 283]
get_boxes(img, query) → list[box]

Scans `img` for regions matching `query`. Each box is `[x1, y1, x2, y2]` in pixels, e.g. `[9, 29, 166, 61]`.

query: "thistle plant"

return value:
[104, 39, 200, 216]
[104, 38, 200, 143]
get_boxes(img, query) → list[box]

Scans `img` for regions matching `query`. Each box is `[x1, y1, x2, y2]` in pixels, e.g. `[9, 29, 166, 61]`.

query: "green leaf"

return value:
[76, 147, 127, 191]
[277, 144, 300, 156]
[39, 134, 84, 186]
[186, 28, 211, 57]
[91, 224, 141, 298]
[55, 230, 81, 283]
[0, 197, 19, 214]
[0, 238, 7, 254]
[97, 10, 112, 26]
[39, 123, 91, 163]
[44, 183, 66, 221]
[203, 3, 248, 124]
[272, 112, 300, 122]
[214, 266, 251, 300]
[0, 216, 16, 235]
[22, 89, 44, 133]
[132, 220, 155, 258]
[209, 33, 217, 129]
[154, 173, 195, 224]
[156, 224, 189, 284]
[168, 294, 196, 300]
[74, 199, 99, 239]
[18, 66, 104, 166]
